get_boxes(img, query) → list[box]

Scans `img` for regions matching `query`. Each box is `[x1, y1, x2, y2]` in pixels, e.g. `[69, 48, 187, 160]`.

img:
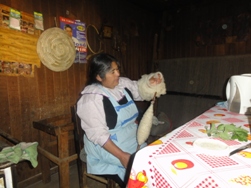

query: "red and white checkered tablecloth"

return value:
[127, 105, 251, 188]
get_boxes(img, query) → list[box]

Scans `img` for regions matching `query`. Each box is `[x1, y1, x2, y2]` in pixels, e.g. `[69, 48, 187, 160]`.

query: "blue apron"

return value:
[84, 87, 141, 180]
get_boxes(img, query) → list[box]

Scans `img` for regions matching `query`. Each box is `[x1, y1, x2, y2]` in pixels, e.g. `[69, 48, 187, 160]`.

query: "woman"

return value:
[77, 53, 166, 187]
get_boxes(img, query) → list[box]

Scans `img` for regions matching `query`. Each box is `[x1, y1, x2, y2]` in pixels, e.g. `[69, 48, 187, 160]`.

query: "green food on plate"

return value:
[205, 123, 249, 142]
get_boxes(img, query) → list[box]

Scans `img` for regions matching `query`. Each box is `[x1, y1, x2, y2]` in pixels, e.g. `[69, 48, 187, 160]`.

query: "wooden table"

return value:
[33, 114, 77, 188]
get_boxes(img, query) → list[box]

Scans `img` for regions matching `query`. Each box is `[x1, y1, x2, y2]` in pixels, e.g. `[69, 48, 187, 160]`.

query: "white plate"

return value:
[193, 138, 229, 154]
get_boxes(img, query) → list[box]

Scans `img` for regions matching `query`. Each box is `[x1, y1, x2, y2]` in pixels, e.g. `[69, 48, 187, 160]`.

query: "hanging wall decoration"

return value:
[9, 8, 21, 30]
[59, 16, 87, 63]
[34, 11, 44, 31]
[86, 24, 103, 59]
[101, 25, 113, 39]
[36, 27, 76, 72]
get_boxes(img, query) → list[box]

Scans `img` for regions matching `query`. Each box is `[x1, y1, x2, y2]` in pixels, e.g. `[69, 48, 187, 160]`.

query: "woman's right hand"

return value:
[149, 72, 162, 86]
[119, 151, 131, 168]
[103, 138, 131, 168]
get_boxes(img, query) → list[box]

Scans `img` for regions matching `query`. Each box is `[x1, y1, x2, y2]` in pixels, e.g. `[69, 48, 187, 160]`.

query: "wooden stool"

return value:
[33, 114, 77, 188]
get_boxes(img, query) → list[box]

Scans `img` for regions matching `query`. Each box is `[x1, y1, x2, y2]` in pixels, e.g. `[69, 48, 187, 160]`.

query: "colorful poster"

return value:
[60, 16, 87, 63]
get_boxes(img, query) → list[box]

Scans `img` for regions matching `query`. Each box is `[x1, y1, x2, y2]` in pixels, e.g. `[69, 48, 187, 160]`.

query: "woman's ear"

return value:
[96, 75, 102, 82]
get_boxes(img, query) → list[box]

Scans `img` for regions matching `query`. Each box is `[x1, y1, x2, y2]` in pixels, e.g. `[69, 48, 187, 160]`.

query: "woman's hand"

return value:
[119, 152, 131, 168]
[149, 73, 162, 86]
[103, 138, 131, 168]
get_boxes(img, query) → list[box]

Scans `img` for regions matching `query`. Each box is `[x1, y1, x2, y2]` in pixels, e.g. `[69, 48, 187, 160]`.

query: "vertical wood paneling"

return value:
[53, 71, 63, 114]
[66, 66, 76, 105]
[0, 0, 7, 6]
[7, 77, 21, 138]
[32, 0, 42, 13]
[19, 76, 32, 142]
[60, 70, 70, 114]
[36, 65, 47, 118]
[79, 64, 88, 91]
[20, 0, 33, 13]
[9, 0, 23, 11]
[38, 1, 48, 29]
[161, 0, 251, 59]
[55, 0, 67, 19]
[45, 68, 55, 112]
[28, 68, 40, 139]
[47, 0, 57, 27]
[246, 30, 251, 51]
[73, 63, 81, 98]
[0, 76, 9, 132]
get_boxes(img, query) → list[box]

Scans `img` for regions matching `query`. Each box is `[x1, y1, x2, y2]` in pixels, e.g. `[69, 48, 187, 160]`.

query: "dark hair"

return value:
[87, 53, 119, 85]
[64, 24, 72, 30]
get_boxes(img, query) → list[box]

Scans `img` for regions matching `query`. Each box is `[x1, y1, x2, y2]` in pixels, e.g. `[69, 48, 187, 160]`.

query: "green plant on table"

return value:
[205, 123, 249, 142]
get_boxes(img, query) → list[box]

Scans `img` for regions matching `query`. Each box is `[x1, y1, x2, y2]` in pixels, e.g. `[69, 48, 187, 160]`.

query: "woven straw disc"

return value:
[37, 27, 76, 72]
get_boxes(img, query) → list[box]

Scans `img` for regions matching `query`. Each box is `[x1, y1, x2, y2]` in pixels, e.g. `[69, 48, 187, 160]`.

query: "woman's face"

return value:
[97, 61, 120, 89]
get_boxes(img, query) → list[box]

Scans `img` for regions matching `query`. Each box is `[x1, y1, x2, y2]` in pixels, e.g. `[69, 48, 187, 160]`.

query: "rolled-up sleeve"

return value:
[77, 94, 110, 146]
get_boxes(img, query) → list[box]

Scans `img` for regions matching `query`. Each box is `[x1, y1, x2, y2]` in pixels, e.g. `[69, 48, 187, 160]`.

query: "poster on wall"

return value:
[9, 8, 21, 30]
[34, 11, 44, 31]
[59, 16, 87, 63]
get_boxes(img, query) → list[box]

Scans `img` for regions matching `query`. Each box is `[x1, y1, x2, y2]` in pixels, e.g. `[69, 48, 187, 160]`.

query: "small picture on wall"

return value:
[0, 61, 33, 76]
[9, 8, 21, 30]
[102, 25, 113, 39]
[2, 15, 9, 28]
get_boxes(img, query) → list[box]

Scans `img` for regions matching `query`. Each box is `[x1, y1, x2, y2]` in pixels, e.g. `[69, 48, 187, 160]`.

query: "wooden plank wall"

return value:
[158, 0, 251, 59]
[0, 0, 156, 186]
[157, 55, 251, 128]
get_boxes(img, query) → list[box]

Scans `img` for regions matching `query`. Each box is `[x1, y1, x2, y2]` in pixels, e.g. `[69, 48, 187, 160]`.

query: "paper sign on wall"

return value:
[60, 16, 87, 63]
